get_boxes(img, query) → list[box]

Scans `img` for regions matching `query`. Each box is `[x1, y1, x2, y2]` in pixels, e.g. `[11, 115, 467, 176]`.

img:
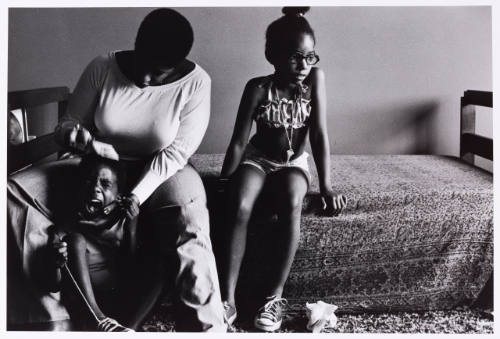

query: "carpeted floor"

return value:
[141, 304, 493, 333]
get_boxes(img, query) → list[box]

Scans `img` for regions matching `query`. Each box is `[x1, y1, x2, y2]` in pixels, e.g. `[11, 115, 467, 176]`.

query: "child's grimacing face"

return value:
[274, 33, 315, 85]
[82, 164, 120, 214]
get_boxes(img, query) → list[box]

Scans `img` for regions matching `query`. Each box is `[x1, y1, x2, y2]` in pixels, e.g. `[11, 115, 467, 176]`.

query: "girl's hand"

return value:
[67, 123, 93, 152]
[52, 240, 68, 268]
[120, 194, 140, 220]
[320, 190, 347, 217]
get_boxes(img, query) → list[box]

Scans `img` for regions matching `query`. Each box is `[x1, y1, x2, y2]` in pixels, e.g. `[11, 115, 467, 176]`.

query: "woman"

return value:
[7, 8, 225, 332]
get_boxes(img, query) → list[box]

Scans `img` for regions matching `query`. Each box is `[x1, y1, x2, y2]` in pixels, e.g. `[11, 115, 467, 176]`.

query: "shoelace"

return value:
[259, 297, 288, 321]
[223, 301, 236, 328]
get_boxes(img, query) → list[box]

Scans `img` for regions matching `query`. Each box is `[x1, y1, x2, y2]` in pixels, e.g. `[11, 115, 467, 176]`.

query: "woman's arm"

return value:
[308, 68, 347, 215]
[220, 79, 262, 178]
[54, 56, 104, 149]
[130, 76, 212, 205]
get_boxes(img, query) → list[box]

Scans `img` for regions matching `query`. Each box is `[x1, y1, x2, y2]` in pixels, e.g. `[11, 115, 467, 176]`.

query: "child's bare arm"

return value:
[119, 194, 139, 259]
[308, 68, 347, 216]
[220, 79, 263, 178]
[122, 216, 138, 259]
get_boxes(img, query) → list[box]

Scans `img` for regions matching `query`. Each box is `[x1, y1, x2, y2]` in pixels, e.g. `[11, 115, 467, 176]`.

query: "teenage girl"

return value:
[219, 7, 347, 332]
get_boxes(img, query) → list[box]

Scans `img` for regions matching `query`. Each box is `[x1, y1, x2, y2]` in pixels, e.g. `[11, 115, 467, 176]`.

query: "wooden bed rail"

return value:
[460, 90, 493, 164]
[7, 86, 70, 174]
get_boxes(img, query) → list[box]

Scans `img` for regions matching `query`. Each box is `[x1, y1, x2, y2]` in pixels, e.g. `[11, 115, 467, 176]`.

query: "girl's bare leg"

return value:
[265, 168, 308, 298]
[221, 165, 266, 305]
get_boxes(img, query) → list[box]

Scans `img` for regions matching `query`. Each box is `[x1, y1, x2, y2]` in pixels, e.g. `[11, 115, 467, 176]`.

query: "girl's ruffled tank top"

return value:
[253, 76, 311, 129]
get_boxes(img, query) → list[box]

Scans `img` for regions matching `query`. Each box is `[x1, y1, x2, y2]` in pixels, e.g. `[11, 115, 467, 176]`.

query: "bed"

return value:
[6, 88, 493, 328]
[193, 153, 493, 313]
[192, 90, 493, 313]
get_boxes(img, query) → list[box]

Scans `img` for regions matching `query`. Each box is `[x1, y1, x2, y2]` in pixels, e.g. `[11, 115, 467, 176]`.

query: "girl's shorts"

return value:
[241, 143, 311, 187]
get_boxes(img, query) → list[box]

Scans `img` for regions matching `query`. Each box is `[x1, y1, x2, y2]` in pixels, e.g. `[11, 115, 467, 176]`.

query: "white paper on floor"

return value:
[305, 300, 338, 333]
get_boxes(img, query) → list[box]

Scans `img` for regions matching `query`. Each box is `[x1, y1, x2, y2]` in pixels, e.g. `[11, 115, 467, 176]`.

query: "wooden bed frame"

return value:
[7, 86, 69, 174]
[460, 90, 493, 164]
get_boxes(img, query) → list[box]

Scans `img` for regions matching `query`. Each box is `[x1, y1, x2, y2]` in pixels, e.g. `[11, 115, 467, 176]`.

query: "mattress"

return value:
[191, 154, 493, 312]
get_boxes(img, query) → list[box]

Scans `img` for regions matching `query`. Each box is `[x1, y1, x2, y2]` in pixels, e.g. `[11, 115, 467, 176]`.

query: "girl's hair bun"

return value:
[282, 7, 310, 17]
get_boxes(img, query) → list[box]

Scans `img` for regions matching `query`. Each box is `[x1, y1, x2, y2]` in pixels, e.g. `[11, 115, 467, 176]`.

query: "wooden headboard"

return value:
[7, 87, 69, 174]
[460, 90, 493, 164]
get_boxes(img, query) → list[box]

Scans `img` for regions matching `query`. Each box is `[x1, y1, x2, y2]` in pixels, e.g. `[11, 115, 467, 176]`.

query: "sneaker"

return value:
[254, 296, 288, 332]
[223, 301, 237, 326]
[97, 317, 135, 332]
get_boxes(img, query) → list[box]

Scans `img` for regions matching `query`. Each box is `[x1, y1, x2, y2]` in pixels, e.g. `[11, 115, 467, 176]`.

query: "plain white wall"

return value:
[8, 7, 492, 159]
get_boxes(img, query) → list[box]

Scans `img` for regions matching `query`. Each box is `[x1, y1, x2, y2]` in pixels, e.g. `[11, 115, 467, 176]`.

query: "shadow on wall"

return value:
[333, 101, 439, 154]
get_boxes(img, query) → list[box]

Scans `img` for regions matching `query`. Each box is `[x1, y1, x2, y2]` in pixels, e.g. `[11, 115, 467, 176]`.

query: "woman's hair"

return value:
[265, 7, 316, 65]
[135, 8, 194, 66]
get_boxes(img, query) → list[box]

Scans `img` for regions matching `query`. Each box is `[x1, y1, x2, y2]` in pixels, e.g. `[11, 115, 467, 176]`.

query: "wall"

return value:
[8, 7, 492, 162]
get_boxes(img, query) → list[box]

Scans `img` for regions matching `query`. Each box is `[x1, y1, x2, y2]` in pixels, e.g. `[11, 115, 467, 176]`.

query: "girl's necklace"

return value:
[275, 86, 297, 163]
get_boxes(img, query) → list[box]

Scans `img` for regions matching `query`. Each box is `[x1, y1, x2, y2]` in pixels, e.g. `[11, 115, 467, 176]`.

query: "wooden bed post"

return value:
[460, 95, 475, 164]
[459, 90, 493, 165]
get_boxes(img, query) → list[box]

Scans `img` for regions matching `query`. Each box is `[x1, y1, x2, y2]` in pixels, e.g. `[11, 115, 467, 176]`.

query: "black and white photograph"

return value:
[3, 0, 496, 335]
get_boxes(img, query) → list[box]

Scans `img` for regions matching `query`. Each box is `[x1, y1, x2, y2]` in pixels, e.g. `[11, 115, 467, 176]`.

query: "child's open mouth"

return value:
[84, 199, 104, 216]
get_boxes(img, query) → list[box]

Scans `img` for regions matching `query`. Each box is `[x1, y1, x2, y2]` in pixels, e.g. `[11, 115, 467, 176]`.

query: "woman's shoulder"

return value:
[87, 51, 116, 68]
[189, 62, 211, 83]
[81, 52, 117, 77]
[175, 62, 211, 93]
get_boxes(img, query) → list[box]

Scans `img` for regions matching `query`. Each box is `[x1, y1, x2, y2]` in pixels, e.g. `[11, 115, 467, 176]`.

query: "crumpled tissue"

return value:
[305, 300, 338, 333]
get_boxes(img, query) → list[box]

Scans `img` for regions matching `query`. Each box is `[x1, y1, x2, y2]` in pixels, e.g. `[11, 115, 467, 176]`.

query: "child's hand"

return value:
[52, 241, 68, 268]
[120, 194, 140, 220]
[320, 191, 347, 217]
[47, 226, 67, 268]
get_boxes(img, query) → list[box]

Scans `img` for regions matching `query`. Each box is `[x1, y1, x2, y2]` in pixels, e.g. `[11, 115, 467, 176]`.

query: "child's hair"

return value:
[78, 154, 126, 193]
[265, 7, 316, 65]
[135, 8, 194, 66]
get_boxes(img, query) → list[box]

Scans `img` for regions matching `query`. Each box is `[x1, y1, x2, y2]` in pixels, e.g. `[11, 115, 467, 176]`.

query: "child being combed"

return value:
[48, 154, 143, 331]
[219, 7, 347, 332]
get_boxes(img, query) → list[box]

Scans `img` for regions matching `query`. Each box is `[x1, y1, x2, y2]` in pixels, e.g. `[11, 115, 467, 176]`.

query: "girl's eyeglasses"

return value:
[288, 52, 320, 66]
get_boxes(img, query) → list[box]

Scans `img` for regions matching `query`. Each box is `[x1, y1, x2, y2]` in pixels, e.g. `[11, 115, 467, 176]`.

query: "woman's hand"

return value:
[119, 194, 140, 220]
[67, 123, 93, 152]
[320, 190, 347, 217]
[67, 123, 119, 160]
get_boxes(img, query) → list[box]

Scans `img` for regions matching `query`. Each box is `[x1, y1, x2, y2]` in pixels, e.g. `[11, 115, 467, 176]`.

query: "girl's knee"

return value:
[234, 198, 256, 222]
[278, 192, 305, 215]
